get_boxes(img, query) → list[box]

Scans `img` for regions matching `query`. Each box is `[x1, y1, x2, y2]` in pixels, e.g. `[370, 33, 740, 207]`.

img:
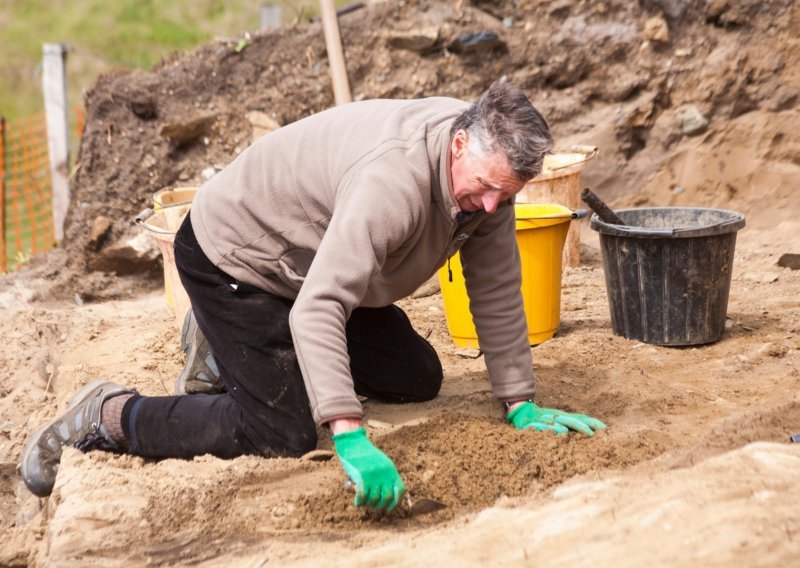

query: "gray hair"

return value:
[451, 80, 553, 181]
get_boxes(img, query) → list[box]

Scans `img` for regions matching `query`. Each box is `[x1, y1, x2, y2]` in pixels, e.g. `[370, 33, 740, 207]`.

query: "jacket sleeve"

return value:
[288, 157, 425, 424]
[460, 202, 536, 402]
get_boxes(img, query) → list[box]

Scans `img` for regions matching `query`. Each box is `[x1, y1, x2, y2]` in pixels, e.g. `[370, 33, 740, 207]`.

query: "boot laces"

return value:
[73, 430, 115, 453]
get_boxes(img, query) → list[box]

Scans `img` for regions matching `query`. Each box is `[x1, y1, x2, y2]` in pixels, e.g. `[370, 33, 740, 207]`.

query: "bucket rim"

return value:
[135, 205, 190, 237]
[527, 146, 598, 182]
[152, 186, 198, 208]
[515, 203, 576, 230]
[514, 203, 573, 219]
[590, 206, 746, 238]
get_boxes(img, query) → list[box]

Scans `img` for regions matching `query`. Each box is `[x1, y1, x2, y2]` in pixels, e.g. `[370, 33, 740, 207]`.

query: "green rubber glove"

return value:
[333, 427, 406, 511]
[507, 401, 606, 436]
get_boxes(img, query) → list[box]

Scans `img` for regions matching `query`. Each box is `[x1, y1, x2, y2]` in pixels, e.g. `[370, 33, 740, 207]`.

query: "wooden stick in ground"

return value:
[42, 43, 71, 242]
[318, 0, 352, 106]
[0, 116, 6, 273]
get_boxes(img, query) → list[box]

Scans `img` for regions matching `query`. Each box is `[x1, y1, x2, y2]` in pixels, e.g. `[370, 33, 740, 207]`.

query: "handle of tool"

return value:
[580, 187, 625, 225]
[571, 208, 588, 220]
[319, 0, 352, 106]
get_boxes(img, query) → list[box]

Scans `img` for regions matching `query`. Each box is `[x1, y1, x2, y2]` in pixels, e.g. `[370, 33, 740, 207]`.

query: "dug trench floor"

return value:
[1, 222, 799, 566]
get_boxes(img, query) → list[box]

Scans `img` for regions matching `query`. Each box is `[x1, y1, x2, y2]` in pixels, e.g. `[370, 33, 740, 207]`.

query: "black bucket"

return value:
[590, 207, 745, 346]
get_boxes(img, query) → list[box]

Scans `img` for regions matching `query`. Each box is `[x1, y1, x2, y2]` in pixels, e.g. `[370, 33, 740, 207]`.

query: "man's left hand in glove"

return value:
[506, 401, 606, 436]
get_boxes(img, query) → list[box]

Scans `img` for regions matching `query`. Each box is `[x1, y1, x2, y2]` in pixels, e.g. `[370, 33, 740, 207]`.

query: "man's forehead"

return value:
[479, 153, 521, 187]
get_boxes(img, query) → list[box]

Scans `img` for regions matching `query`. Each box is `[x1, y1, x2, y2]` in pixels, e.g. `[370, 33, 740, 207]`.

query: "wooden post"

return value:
[318, 0, 352, 106]
[260, 4, 282, 30]
[42, 43, 70, 242]
[0, 116, 6, 273]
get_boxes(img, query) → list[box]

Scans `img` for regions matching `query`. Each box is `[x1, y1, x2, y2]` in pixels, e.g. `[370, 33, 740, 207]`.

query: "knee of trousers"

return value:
[247, 417, 318, 458]
[417, 365, 443, 401]
[406, 356, 443, 402]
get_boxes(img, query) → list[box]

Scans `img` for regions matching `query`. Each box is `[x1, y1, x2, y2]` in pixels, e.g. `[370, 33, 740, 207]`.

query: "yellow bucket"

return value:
[438, 203, 575, 348]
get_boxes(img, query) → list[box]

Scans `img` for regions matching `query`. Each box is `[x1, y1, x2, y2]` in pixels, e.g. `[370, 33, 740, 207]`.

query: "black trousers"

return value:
[122, 216, 443, 459]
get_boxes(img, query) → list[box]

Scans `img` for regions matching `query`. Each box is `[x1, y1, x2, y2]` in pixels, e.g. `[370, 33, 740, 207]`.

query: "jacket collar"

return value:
[429, 120, 461, 222]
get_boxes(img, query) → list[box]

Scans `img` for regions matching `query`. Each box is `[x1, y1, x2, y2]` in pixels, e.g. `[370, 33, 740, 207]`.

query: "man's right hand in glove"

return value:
[332, 425, 405, 511]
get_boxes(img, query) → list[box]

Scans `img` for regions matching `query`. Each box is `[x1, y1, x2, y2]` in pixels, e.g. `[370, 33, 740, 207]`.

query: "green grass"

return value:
[0, 0, 350, 120]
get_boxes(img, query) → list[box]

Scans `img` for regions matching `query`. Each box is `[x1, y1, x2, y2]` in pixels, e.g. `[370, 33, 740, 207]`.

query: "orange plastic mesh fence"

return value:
[0, 108, 84, 272]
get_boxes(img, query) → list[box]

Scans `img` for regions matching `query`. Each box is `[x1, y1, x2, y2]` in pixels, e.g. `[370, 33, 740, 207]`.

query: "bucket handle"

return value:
[518, 208, 588, 221]
[134, 207, 176, 236]
[546, 145, 599, 173]
[600, 223, 737, 238]
[135, 208, 154, 224]
[671, 215, 744, 236]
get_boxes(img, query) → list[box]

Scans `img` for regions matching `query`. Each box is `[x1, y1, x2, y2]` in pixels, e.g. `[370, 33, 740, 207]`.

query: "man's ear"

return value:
[451, 130, 468, 159]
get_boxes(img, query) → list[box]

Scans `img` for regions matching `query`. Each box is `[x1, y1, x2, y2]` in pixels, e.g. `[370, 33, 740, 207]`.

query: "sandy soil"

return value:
[1, 214, 799, 565]
[1, 0, 799, 565]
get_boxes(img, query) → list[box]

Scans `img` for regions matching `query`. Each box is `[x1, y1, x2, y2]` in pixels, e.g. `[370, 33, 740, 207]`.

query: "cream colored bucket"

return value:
[517, 146, 597, 267]
[136, 201, 193, 331]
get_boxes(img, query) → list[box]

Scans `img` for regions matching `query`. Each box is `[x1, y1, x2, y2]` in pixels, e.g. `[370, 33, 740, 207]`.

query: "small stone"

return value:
[643, 16, 670, 43]
[676, 104, 708, 136]
[89, 231, 160, 275]
[455, 347, 482, 359]
[201, 167, 217, 181]
[743, 272, 779, 283]
[777, 253, 800, 270]
[87, 216, 112, 251]
[448, 31, 506, 55]
[385, 26, 440, 53]
[246, 111, 281, 142]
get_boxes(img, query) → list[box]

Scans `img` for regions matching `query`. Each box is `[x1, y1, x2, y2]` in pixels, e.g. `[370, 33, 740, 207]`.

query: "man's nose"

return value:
[481, 192, 502, 214]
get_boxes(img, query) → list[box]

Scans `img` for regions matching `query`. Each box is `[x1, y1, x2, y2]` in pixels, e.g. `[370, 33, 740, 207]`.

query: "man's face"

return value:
[450, 130, 526, 214]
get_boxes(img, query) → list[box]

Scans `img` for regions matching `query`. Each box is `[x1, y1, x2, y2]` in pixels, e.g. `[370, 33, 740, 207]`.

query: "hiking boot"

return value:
[175, 308, 224, 395]
[19, 381, 136, 497]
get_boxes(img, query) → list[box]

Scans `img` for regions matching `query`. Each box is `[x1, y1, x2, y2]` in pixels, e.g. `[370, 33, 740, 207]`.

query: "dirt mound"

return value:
[665, 397, 800, 468]
[284, 413, 670, 530]
[19, 0, 796, 303]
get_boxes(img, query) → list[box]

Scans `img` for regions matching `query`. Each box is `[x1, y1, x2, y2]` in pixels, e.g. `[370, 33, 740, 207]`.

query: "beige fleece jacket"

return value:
[191, 97, 535, 424]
